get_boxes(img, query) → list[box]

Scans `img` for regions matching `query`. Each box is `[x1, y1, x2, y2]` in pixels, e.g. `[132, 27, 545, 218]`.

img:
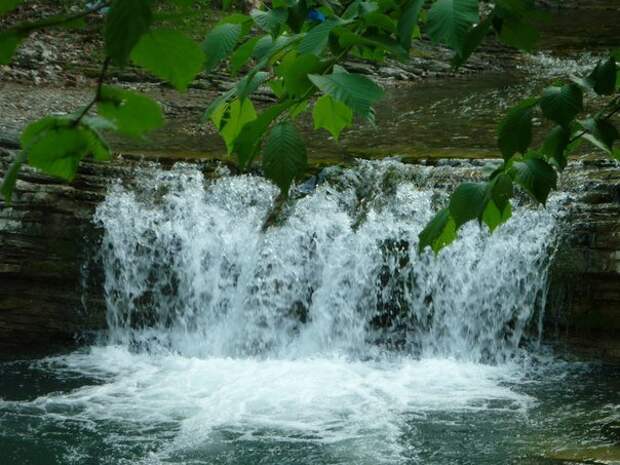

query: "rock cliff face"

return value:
[1, 147, 619, 358]
[0, 147, 116, 357]
[547, 158, 620, 358]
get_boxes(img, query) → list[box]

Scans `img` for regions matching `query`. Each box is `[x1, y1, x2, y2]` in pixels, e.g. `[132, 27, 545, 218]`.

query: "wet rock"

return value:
[546, 158, 620, 358]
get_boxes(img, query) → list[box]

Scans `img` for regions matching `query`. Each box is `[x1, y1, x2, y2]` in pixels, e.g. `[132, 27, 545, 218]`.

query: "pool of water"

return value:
[0, 348, 618, 465]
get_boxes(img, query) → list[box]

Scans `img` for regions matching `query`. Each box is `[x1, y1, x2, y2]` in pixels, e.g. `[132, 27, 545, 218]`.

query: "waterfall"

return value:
[0, 159, 573, 465]
[94, 159, 562, 363]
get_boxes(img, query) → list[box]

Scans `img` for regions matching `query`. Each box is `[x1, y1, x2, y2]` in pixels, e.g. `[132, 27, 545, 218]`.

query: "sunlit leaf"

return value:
[276, 52, 323, 97]
[97, 85, 164, 137]
[312, 94, 353, 140]
[131, 29, 205, 91]
[220, 98, 257, 154]
[308, 71, 383, 121]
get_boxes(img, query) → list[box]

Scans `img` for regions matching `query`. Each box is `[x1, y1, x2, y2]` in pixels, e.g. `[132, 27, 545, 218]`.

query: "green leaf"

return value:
[498, 17, 539, 51]
[105, 0, 152, 67]
[491, 173, 513, 212]
[482, 198, 512, 232]
[28, 127, 86, 180]
[299, 18, 341, 55]
[449, 182, 487, 228]
[539, 83, 583, 127]
[397, 0, 424, 50]
[236, 70, 270, 99]
[426, 0, 479, 50]
[579, 118, 619, 154]
[262, 120, 307, 196]
[251, 8, 288, 36]
[80, 122, 112, 162]
[0, 0, 21, 15]
[0, 30, 22, 64]
[497, 97, 537, 160]
[312, 94, 353, 141]
[230, 36, 260, 76]
[20, 116, 111, 167]
[276, 52, 323, 97]
[97, 85, 164, 137]
[512, 156, 557, 204]
[219, 98, 258, 154]
[289, 100, 308, 118]
[586, 56, 617, 96]
[308, 71, 384, 121]
[253, 35, 276, 60]
[234, 101, 294, 168]
[19, 117, 108, 181]
[203, 23, 242, 72]
[364, 12, 396, 33]
[541, 125, 570, 169]
[452, 17, 492, 67]
[269, 79, 286, 98]
[131, 29, 205, 91]
[1, 151, 26, 203]
[418, 208, 457, 253]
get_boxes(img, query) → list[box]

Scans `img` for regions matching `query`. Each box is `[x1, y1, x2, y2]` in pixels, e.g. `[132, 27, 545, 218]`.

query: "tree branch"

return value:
[10, 1, 111, 35]
[73, 56, 111, 126]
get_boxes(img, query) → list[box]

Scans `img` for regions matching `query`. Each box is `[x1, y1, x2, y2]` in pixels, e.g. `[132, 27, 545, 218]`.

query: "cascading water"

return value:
[96, 159, 560, 363]
[3, 159, 618, 465]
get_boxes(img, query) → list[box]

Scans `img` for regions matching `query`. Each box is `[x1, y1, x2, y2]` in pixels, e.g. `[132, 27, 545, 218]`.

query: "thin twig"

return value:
[567, 95, 620, 144]
[73, 57, 111, 126]
[10, 1, 111, 34]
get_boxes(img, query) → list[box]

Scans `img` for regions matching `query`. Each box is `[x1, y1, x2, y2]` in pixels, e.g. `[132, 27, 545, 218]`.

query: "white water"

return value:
[95, 160, 560, 362]
[8, 160, 567, 464]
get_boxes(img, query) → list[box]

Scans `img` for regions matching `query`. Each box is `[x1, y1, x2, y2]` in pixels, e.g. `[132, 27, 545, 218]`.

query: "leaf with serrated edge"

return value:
[262, 120, 307, 196]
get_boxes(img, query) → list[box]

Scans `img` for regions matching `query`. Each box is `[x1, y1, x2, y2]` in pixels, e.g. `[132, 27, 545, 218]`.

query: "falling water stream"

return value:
[1, 159, 619, 465]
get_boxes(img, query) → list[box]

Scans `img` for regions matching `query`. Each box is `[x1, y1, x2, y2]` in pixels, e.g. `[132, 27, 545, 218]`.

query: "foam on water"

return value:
[2, 160, 567, 463]
[5, 346, 536, 464]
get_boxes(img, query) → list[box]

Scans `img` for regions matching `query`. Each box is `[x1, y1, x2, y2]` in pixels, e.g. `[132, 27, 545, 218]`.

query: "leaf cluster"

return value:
[419, 52, 620, 253]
